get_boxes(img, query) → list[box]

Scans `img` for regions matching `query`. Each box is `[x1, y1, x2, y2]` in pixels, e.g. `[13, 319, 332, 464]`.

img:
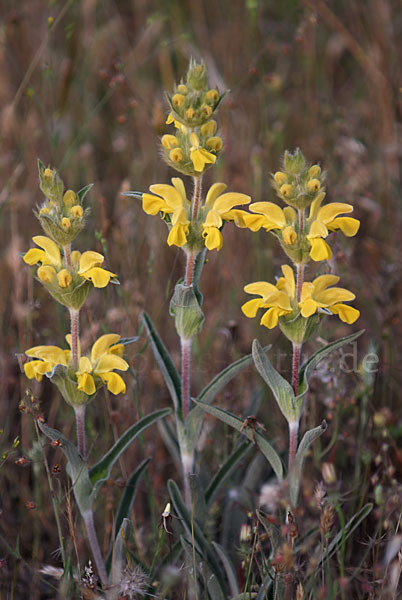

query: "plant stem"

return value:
[82, 510, 108, 586]
[64, 244, 72, 268]
[181, 337, 192, 420]
[291, 342, 301, 396]
[288, 420, 299, 473]
[191, 175, 202, 221]
[74, 404, 86, 458]
[296, 208, 305, 302]
[184, 253, 196, 286]
[69, 308, 80, 368]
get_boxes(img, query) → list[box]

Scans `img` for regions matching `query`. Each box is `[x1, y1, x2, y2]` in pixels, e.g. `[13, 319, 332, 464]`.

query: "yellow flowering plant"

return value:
[22, 162, 170, 587]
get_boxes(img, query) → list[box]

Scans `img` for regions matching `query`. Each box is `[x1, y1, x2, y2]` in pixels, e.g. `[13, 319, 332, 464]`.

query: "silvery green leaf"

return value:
[252, 339, 302, 424]
[289, 420, 328, 505]
[212, 542, 239, 597]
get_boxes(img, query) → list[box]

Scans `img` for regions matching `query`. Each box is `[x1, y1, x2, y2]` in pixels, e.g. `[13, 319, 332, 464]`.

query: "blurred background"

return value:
[0, 0, 401, 596]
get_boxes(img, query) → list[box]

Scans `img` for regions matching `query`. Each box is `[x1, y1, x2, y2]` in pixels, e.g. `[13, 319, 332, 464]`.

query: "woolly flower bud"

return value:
[70, 205, 83, 218]
[172, 93, 186, 108]
[57, 269, 72, 288]
[202, 104, 212, 117]
[185, 108, 195, 119]
[201, 120, 217, 137]
[205, 89, 219, 103]
[186, 59, 208, 91]
[37, 265, 56, 283]
[169, 148, 183, 162]
[40, 207, 50, 215]
[63, 190, 76, 206]
[206, 136, 223, 152]
[44, 168, 53, 178]
[282, 225, 297, 245]
[162, 134, 179, 150]
[177, 84, 187, 94]
[306, 178, 321, 192]
[280, 184, 293, 197]
[61, 217, 71, 230]
[308, 165, 321, 178]
[274, 171, 287, 185]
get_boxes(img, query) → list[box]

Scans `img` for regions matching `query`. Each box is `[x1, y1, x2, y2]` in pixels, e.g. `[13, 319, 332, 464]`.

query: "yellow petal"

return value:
[203, 227, 223, 251]
[316, 287, 356, 305]
[24, 248, 49, 266]
[57, 269, 72, 288]
[100, 372, 126, 395]
[25, 345, 67, 366]
[308, 220, 329, 239]
[79, 251, 104, 273]
[309, 238, 332, 261]
[299, 298, 318, 318]
[283, 206, 297, 223]
[32, 236, 61, 266]
[327, 217, 360, 236]
[212, 192, 251, 214]
[244, 281, 278, 299]
[171, 206, 189, 226]
[109, 343, 124, 357]
[142, 193, 169, 215]
[241, 298, 265, 318]
[260, 307, 282, 329]
[308, 192, 326, 220]
[24, 360, 46, 381]
[190, 132, 199, 147]
[330, 304, 360, 324]
[149, 184, 183, 210]
[300, 282, 315, 302]
[37, 265, 57, 283]
[77, 372, 96, 395]
[249, 202, 286, 229]
[91, 334, 121, 362]
[279, 265, 295, 297]
[76, 356, 92, 375]
[95, 354, 129, 373]
[282, 226, 297, 245]
[312, 274, 340, 294]
[317, 203, 353, 224]
[171, 178, 187, 202]
[203, 209, 222, 228]
[225, 210, 265, 231]
[167, 223, 188, 247]
[81, 267, 116, 288]
[205, 183, 227, 207]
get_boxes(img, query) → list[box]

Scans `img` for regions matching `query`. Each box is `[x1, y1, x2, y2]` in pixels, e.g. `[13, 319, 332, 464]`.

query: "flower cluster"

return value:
[241, 149, 360, 342]
[23, 163, 128, 406]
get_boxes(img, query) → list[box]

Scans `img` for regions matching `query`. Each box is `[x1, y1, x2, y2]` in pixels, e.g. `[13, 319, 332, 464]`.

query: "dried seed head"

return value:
[314, 481, 326, 509]
[320, 504, 335, 536]
[118, 565, 148, 599]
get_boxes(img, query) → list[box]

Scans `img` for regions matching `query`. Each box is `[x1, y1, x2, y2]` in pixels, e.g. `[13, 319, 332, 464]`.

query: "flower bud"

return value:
[206, 136, 223, 152]
[308, 165, 321, 178]
[186, 58, 208, 91]
[172, 93, 186, 108]
[306, 178, 321, 192]
[283, 148, 306, 174]
[280, 184, 293, 198]
[63, 190, 76, 206]
[38, 160, 64, 204]
[169, 148, 183, 162]
[57, 269, 72, 288]
[177, 84, 187, 94]
[70, 205, 83, 218]
[40, 207, 50, 215]
[162, 134, 179, 150]
[61, 217, 71, 230]
[282, 225, 297, 245]
[37, 265, 56, 283]
[201, 120, 217, 137]
[201, 104, 212, 117]
[274, 171, 287, 185]
[205, 89, 219, 104]
[169, 282, 205, 340]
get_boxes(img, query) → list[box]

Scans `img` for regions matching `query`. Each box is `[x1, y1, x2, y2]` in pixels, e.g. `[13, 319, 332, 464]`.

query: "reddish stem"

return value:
[69, 309, 80, 368]
[181, 337, 192, 420]
[288, 420, 299, 473]
[64, 244, 72, 268]
[191, 175, 202, 222]
[184, 253, 196, 286]
[291, 342, 301, 396]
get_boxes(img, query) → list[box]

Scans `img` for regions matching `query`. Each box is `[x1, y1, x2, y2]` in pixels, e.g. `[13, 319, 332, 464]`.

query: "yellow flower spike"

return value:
[189, 132, 216, 172]
[274, 171, 287, 185]
[63, 190, 76, 206]
[70, 205, 83, 218]
[206, 136, 223, 152]
[161, 134, 179, 150]
[280, 184, 293, 197]
[61, 217, 71, 230]
[37, 265, 57, 283]
[169, 148, 184, 162]
[205, 89, 219, 103]
[185, 108, 195, 119]
[172, 93, 186, 108]
[306, 179, 321, 192]
[57, 269, 72, 288]
[201, 120, 217, 137]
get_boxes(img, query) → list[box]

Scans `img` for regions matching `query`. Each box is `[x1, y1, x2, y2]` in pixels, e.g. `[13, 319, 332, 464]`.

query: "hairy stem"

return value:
[74, 404, 86, 459]
[69, 308, 80, 368]
[291, 342, 301, 396]
[296, 208, 305, 302]
[191, 175, 202, 222]
[64, 244, 72, 268]
[288, 420, 299, 473]
[82, 510, 108, 586]
[181, 337, 192, 420]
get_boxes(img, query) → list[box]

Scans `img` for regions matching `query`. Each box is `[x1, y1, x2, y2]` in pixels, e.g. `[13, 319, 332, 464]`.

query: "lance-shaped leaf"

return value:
[186, 349, 267, 450]
[141, 312, 182, 418]
[296, 330, 364, 401]
[38, 420, 94, 514]
[193, 247, 207, 305]
[122, 190, 143, 201]
[168, 479, 226, 590]
[89, 408, 170, 491]
[111, 518, 132, 588]
[212, 542, 239, 597]
[193, 400, 283, 481]
[252, 339, 302, 424]
[77, 183, 94, 203]
[289, 420, 328, 506]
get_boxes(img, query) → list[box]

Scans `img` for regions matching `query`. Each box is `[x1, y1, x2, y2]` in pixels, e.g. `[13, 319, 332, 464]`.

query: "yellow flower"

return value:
[57, 269, 72, 288]
[162, 134, 179, 150]
[142, 178, 191, 247]
[172, 93, 186, 108]
[201, 120, 217, 137]
[185, 108, 195, 119]
[274, 171, 287, 185]
[205, 136, 223, 152]
[24, 334, 128, 396]
[299, 275, 360, 323]
[307, 196, 360, 261]
[242, 265, 294, 328]
[76, 334, 129, 395]
[189, 132, 216, 172]
[63, 190, 76, 206]
[61, 217, 71, 230]
[205, 89, 219, 103]
[306, 178, 320, 192]
[37, 265, 57, 283]
[77, 251, 117, 288]
[70, 205, 83, 218]
[201, 183, 251, 251]
[24, 236, 62, 269]
[248, 202, 297, 242]
[169, 148, 184, 162]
